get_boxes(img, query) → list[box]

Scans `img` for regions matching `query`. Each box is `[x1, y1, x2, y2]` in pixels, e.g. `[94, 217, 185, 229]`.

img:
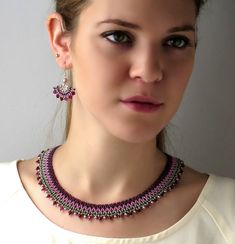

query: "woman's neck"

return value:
[52, 99, 167, 203]
[52, 130, 167, 204]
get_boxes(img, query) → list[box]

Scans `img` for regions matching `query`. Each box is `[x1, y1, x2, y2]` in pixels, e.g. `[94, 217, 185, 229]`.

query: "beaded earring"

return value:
[53, 54, 76, 101]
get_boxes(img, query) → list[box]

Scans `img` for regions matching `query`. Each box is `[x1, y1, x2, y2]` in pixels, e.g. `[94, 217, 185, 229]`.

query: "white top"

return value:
[0, 160, 235, 244]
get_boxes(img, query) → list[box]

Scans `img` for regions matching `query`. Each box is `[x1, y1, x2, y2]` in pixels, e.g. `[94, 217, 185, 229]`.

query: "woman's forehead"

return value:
[79, 0, 196, 33]
[81, 0, 196, 26]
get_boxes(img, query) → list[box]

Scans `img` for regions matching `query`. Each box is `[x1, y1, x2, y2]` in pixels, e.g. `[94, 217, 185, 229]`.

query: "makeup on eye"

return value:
[100, 30, 194, 49]
[163, 35, 193, 49]
[101, 30, 133, 45]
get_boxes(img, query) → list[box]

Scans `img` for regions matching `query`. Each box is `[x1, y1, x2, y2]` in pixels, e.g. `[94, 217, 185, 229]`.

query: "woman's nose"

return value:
[129, 47, 164, 83]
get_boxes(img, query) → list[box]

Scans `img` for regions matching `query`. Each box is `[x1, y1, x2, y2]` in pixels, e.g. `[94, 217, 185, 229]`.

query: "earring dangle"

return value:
[53, 61, 76, 101]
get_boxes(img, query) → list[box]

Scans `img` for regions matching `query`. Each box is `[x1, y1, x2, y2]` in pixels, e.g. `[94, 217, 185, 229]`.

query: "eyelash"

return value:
[101, 30, 193, 49]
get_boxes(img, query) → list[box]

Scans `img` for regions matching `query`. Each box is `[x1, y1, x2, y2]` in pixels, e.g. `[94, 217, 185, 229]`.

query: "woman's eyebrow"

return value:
[96, 18, 195, 33]
[97, 19, 140, 29]
[168, 25, 195, 33]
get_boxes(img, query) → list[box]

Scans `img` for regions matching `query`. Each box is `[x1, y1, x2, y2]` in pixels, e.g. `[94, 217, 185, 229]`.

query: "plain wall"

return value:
[0, 0, 234, 178]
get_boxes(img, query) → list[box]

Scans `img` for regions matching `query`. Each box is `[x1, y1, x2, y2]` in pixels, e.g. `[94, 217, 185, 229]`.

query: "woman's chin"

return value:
[109, 126, 162, 145]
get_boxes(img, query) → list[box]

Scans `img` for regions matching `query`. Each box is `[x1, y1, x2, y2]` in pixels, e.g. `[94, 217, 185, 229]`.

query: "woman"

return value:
[0, 0, 234, 243]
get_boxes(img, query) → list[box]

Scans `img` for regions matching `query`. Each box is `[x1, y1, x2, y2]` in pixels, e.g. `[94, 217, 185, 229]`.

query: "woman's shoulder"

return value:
[204, 173, 235, 205]
[184, 166, 235, 204]
[181, 166, 235, 235]
[199, 172, 235, 234]
[206, 173, 235, 198]
[182, 165, 235, 194]
[0, 160, 19, 180]
[0, 160, 24, 204]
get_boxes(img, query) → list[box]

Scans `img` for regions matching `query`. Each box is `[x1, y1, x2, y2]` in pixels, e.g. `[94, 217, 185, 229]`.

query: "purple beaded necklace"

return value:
[36, 145, 184, 221]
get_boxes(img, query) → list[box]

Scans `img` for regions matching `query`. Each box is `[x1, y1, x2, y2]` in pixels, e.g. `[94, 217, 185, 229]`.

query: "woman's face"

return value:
[69, 0, 197, 143]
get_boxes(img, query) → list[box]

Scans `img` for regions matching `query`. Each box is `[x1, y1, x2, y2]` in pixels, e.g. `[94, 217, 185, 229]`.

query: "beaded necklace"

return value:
[36, 145, 184, 221]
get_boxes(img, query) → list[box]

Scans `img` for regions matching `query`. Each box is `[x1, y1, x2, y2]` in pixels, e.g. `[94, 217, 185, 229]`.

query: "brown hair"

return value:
[52, 0, 208, 152]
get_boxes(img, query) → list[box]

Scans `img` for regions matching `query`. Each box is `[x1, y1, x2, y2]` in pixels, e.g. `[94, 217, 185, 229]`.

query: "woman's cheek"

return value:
[165, 55, 194, 103]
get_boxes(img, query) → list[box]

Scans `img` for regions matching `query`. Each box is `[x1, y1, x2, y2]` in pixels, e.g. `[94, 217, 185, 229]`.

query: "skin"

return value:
[17, 0, 209, 237]
[47, 0, 197, 199]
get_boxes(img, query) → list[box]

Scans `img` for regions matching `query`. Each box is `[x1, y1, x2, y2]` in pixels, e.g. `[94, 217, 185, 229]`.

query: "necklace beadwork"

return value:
[36, 145, 185, 221]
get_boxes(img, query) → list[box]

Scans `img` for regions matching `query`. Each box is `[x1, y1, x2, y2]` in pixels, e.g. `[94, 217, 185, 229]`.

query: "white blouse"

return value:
[0, 160, 235, 244]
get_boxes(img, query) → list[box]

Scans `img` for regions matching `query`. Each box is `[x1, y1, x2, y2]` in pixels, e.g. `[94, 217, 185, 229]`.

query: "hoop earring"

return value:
[53, 61, 76, 101]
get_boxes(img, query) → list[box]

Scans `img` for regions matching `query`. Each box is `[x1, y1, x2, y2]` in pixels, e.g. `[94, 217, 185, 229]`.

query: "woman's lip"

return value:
[120, 101, 163, 113]
[121, 96, 163, 105]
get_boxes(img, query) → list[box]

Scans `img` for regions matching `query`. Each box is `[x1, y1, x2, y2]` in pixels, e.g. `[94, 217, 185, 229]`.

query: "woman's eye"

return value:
[101, 31, 132, 45]
[165, 36, 192, 49]
[101, 31, 193, 50]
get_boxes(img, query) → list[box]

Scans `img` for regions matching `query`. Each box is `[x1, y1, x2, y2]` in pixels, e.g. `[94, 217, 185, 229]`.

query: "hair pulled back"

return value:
[53, 0, 208, 152]
[55, 0, 207, 32]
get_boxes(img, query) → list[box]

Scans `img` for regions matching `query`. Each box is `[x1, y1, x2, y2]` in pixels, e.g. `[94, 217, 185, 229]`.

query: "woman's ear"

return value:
[46, 12, 73, 69]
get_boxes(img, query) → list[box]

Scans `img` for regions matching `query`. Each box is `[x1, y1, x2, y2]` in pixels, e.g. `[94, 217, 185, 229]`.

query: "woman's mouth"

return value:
[120, 96, 164, 113]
